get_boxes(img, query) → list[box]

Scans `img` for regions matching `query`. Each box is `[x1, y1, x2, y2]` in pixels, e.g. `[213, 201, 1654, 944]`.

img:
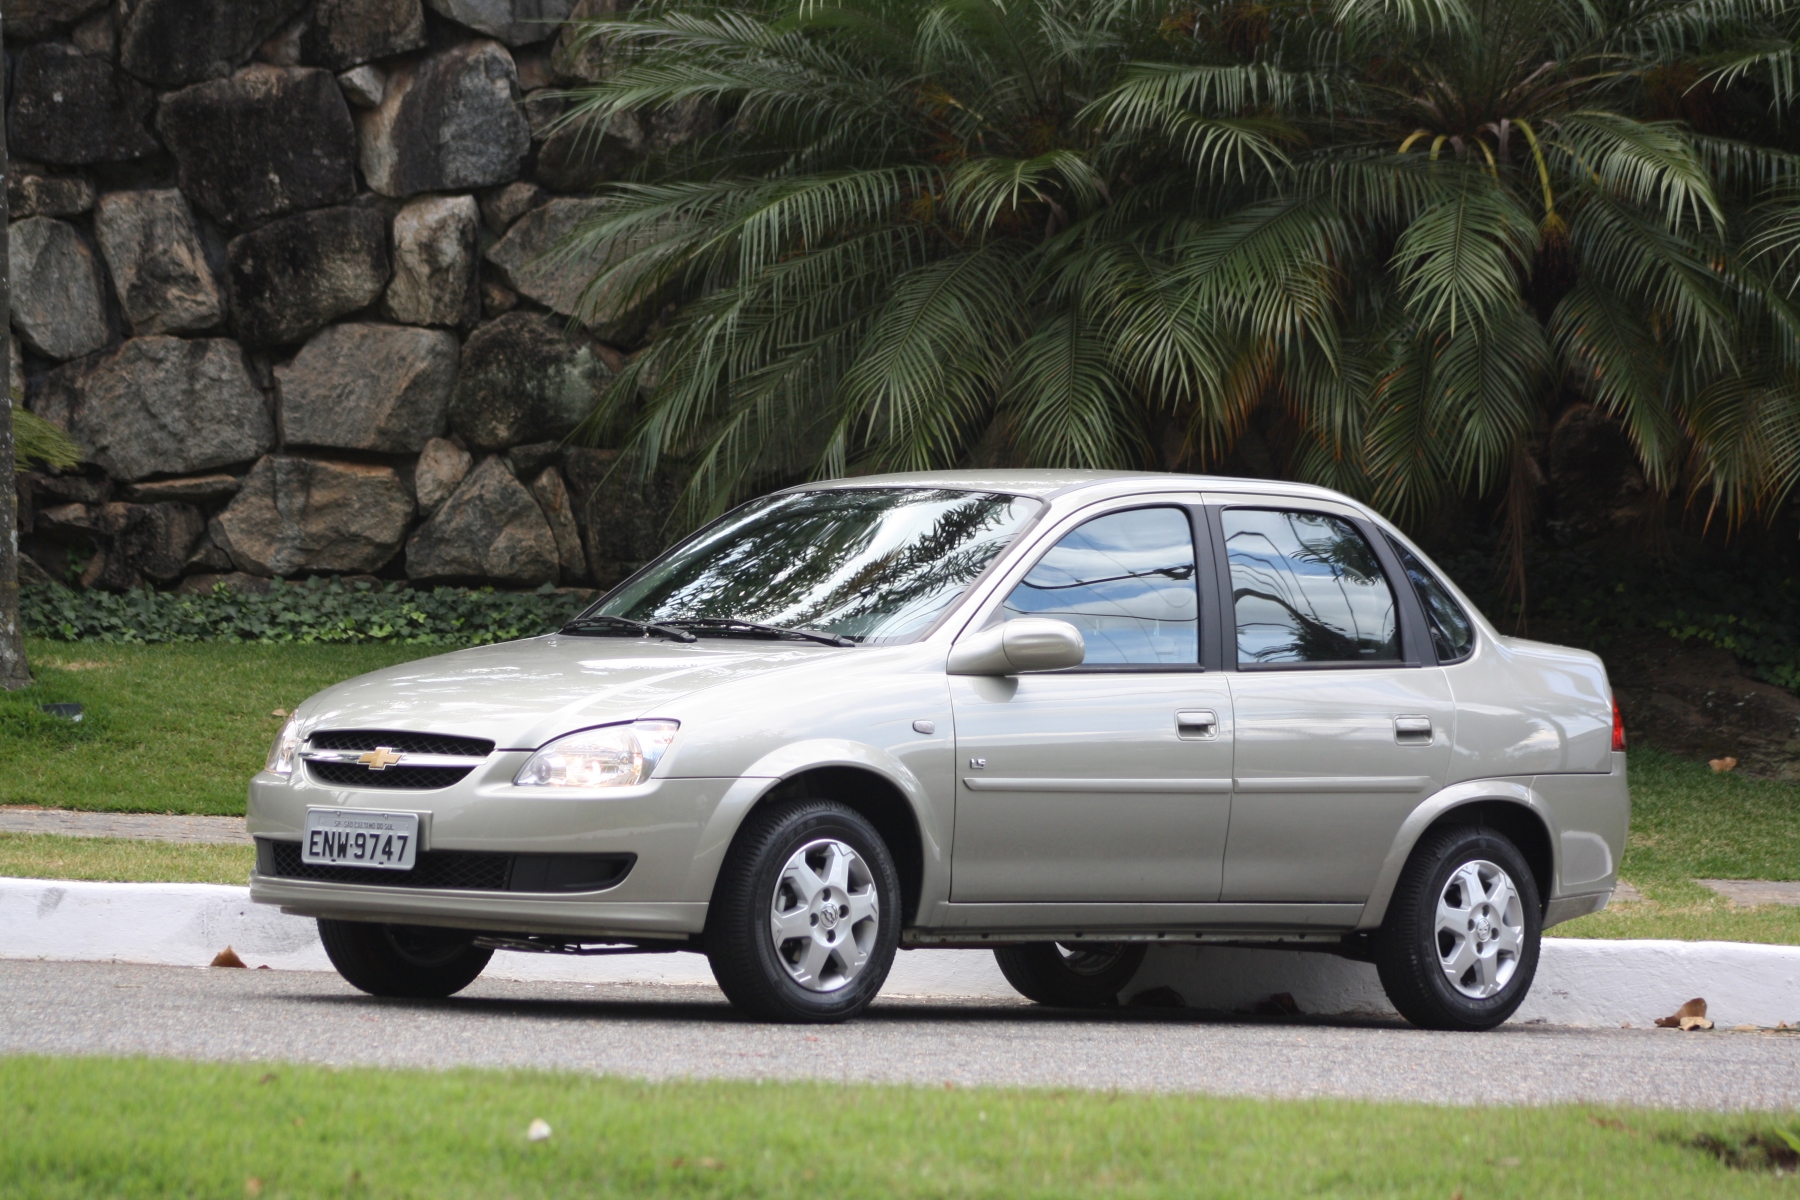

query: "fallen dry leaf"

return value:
[1709, 756, 1738, 772]
[1656, 997, 1715, 1030]
[211, 947, 247, 969]
[527, 1118, 552, 1142]
[271, 709, 290, 718]
[244, 1178, 263, 1198]
[1680, 1016, 1716, 1031]
[698, 1157, 724, 1170]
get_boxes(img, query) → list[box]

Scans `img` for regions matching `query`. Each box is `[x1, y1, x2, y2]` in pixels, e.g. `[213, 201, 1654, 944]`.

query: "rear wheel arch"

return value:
[734, 766, 926, 926]
[1417, 800, 1554, 915]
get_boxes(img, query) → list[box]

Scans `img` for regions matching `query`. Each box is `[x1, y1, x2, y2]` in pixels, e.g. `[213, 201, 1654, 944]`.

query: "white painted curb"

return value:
[4, 878, 1797, 1027]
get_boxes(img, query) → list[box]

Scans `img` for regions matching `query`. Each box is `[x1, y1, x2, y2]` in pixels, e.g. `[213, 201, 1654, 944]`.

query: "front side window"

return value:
[1390, 539, 1476, 662]
[596, 488, 1039, 644]
[1001, 507, 1198, 665]
[1223, 508, 1400, 666]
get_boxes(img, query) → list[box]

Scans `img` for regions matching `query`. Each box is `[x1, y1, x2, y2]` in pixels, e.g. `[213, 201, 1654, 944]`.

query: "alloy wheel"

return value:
[768, 838, 879, 992]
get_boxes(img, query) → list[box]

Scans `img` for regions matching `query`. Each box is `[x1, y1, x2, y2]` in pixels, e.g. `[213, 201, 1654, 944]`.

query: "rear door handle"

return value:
[1395, 715, 1433, 745]
[1177, 710, 1218, 739]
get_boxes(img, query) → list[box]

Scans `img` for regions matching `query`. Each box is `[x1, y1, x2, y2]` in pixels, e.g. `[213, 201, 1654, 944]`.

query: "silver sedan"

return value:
[248, 471, 1628, 1029]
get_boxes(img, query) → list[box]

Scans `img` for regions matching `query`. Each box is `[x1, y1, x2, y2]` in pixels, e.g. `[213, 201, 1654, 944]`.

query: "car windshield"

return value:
[590, 488, 1041, 644]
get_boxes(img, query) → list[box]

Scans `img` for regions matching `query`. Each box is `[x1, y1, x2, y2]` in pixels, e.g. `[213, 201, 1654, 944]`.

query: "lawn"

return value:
[0, 833, 252, 885]
[3, 1055, 1798, 1199]
[0, 638, 432, 815]
[2, 639, 1796, 942]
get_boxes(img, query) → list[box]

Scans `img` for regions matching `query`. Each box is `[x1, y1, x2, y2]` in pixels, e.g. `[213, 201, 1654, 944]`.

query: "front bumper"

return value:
[247, 757, 734, 937]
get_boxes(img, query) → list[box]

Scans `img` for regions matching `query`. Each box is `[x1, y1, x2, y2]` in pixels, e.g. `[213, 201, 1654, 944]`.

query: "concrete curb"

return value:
[4, 878, 1797, 1026]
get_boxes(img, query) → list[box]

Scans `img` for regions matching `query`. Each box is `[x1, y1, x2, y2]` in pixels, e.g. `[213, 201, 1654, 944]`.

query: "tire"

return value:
[1373, 823, 1542, 1031]
[317, 919, 493, 998]
[993, 942, 1146, 1008]
[705, 798, 901, 1023]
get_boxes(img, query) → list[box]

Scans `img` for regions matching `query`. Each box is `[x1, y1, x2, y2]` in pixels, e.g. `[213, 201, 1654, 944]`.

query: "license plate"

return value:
[302, 809, 419, 870]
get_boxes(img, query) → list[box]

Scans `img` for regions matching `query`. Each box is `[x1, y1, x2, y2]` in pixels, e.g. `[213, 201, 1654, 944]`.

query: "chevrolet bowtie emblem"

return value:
[358, 747, 403, 771]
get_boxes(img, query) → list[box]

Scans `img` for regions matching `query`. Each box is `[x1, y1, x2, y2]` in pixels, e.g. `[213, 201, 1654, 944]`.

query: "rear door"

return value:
[1207, 498, 1454, 903]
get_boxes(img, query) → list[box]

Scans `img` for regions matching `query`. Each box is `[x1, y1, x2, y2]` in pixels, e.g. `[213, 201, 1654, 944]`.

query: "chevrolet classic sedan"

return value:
[248, 470, 1628, 1029]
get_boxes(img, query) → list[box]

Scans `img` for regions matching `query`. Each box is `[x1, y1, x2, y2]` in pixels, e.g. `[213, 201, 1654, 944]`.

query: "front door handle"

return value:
[1395, 715, 1433, 745]
[1177, 710, 1218, 739]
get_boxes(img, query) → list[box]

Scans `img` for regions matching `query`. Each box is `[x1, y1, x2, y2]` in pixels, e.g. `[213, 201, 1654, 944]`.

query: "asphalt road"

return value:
[4, 959, 1798, 1110]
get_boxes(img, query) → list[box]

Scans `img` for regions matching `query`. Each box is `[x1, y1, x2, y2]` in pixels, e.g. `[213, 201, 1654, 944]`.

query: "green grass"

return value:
[3, 1056, 1798, 1199]
[0, 833, 253, 885]
[3, 640, 1797, 942]
[1556, 746, 1800, 945]
[0, 639, 434, 815]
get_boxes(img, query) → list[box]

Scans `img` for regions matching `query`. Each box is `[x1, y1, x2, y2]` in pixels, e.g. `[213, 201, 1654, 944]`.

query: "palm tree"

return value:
[554, 0, 1800, 579]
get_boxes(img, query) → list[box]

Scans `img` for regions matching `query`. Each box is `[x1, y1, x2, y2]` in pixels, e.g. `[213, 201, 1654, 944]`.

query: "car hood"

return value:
[296, 633, 841, 750]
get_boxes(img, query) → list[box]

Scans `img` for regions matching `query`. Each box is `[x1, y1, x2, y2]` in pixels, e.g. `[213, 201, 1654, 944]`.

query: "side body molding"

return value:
[1354, 778, 1559, 930]
[680, 738, 950, 914]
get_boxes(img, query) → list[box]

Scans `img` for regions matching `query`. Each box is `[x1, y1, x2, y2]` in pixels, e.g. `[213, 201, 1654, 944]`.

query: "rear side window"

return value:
[1222, 508, 1400, 666]
[1001, 507, 1198, 665]
[1390, 540, 1476, 663]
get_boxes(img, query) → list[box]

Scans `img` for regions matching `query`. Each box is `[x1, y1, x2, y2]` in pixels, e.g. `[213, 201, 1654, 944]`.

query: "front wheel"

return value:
[317, 919, 493, 998]
[994, 942, 1146, 1008]
[1373, 824, 1542, 1031]
[705, 799, 901, 1023]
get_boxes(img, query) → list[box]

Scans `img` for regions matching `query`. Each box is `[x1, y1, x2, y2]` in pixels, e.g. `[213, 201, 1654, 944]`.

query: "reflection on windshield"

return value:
[593, 489, 1040, 644]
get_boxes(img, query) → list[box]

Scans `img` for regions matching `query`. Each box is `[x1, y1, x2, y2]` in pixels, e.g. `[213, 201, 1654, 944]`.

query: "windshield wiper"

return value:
[662, 618, 855, 647]
[560, 614, 697, 643]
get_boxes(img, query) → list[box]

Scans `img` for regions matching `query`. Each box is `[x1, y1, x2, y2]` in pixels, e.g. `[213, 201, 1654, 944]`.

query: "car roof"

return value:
[782, 469, 1355, 505]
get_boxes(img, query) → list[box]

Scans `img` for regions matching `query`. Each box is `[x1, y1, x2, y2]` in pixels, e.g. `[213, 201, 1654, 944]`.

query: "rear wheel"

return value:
[993, 942, 1146, 1008]
[705, 799, 901, 1023]
[1373, 824, 1541, 1031]
[317, 919, 492, 998]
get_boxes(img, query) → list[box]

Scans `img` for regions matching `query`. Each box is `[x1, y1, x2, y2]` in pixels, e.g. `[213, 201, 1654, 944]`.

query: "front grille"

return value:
[307, 730, 496, 757]
[259, 839, 635, 893]
[306, 761, 474, 790]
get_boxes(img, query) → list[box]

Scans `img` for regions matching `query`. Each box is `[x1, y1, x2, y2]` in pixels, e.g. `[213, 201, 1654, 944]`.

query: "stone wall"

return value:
[8, 0, 693, 595]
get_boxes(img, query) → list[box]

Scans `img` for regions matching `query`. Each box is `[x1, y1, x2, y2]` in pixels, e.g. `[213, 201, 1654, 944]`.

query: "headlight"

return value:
[513, 720, 679, 788]
[266, 715, 302, 776]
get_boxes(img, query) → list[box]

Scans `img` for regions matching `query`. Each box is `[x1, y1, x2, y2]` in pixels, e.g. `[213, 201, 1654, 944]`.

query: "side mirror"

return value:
[947, 618, 1086, 676]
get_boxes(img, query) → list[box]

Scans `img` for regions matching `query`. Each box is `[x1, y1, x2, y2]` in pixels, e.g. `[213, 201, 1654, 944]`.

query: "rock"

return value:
[356, 41, 531, 197]
[479, 181, 543, 233]
[276, 322, 458, 452]
[406, 455, 558, 584]
[157, 65, 359, 229]
[128, 475, 244, 504]
[8, 171, 96, 219]
[530, 466, 588, 583]
[549, 0, 617, 83]
[507, 441, 561, 479]
[383, 195, 480, 327]
[448, 312, 611, 450]
[521, 89, 564, 141]
[485, 197, 661, 340]
[177, 569, 270, 594]
[337, 65, 386, 108]
[36, 337, 274, 482]
[94, 189, 228, 336]
[226, 206, 392, 346]
[258, 19, 307, 66]
[536, 97, 716, 192]
[190, 520, 240, 572]
[6, 43, 160, 166]
[115, 502, 208, 584]
[10, 335, 23, 402]
[425, 0, 576, 46]
[513, 47, 559, 91]
[26, 472, 111, 506]
[482, 281, 519, 317]
[215, 455, 414, 575]
[8, 217, 111, 361]
[303, 0, 427, 70]
[413, 436, 473, 514]
[1548, 405, 1656, 540]
[71, 10, 118, 57]
[120, 0, 309, 88]
[561, 447, 682, 587]
[9, 0, 111, 41]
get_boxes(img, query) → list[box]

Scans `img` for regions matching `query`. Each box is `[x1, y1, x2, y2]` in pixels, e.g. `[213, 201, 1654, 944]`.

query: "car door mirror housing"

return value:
[947, 618, 1086, 675]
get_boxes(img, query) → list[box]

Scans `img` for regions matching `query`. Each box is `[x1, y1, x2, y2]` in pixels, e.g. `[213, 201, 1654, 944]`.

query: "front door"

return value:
[950, 504, 1235, 903]
[1211, 503, 1454, 903]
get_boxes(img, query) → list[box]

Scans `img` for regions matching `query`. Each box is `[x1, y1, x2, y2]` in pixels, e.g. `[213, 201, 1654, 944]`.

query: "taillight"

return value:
[1611, 697, 1626, 752]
